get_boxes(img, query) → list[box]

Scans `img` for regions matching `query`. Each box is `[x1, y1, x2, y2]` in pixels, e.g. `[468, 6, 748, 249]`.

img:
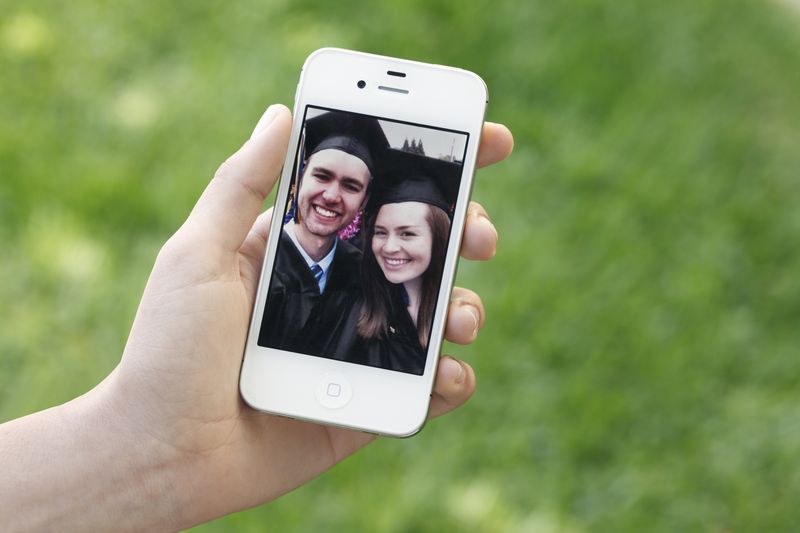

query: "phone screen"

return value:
[257, 106, 469, 375]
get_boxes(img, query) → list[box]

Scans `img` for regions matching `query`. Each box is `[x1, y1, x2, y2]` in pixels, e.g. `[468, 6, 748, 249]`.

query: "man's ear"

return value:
[359, 172, 374, 210]
[299, 158, 309, 180]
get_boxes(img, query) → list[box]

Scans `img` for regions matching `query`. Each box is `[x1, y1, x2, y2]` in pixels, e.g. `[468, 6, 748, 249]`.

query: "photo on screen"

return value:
[257, 106, 469, 375]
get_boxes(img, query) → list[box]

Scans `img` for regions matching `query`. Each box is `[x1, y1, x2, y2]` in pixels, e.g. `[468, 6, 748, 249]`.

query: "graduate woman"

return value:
[349, 151, 461, 374]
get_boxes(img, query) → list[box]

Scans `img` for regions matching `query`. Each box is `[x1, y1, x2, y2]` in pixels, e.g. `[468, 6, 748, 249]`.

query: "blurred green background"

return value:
[2, 0, 800, 530]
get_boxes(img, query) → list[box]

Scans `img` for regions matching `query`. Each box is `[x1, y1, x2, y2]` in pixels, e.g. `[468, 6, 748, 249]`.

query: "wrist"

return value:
[70, 376, 186, 531]
[0, 378, 183, 532]
[96, 372, 245, 531]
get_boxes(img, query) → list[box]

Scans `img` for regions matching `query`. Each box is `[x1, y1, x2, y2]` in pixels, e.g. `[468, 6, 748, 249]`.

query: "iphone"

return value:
[240, 48, 488, 436]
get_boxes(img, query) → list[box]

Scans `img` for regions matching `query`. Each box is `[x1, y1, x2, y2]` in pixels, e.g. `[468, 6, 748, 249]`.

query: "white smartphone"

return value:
[239, 48, 487, 437]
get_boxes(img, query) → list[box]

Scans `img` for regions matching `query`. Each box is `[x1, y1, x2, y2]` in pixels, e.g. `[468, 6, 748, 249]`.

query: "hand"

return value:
[98, 104, 513, 528]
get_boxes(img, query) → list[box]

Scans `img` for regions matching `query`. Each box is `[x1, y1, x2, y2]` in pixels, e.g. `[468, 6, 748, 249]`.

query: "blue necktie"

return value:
[310, 263, 323, 292]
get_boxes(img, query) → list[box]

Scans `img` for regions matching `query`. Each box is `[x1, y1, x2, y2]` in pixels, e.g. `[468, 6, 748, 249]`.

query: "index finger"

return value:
[476, 122, 514, 169]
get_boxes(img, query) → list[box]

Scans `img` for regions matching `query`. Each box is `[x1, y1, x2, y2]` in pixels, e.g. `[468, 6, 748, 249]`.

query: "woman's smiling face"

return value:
[371, 202, 433, 285]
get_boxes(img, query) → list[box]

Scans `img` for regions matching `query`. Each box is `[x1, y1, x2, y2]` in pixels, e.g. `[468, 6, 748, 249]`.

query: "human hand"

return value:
[97, 104, 513, 529]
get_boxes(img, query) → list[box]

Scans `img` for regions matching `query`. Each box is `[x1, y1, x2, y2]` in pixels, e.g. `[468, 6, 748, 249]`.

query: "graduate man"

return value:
[257, 110, 388, 352]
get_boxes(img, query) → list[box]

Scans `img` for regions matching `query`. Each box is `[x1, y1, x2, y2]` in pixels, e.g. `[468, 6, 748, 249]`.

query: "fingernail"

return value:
[465, 305, 479, 339]
[489, 222, 499, 254]
[473, 205, 491, 224]
[251, 105, 279, 138]
[442, 357, 466, 385]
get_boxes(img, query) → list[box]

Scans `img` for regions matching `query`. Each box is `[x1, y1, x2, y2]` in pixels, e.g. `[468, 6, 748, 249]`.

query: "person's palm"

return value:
[106, 105, 512, 526]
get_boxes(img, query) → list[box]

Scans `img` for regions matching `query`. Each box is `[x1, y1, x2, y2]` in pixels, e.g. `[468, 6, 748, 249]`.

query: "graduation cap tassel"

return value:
[285, 129, 306, 225]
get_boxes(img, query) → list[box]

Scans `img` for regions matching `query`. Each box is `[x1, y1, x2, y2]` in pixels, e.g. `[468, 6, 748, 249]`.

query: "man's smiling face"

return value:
[296, 149, 371, 240]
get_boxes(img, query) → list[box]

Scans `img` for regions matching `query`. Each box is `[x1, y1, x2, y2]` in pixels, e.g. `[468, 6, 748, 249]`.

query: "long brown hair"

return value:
[357, 204, 451, 348]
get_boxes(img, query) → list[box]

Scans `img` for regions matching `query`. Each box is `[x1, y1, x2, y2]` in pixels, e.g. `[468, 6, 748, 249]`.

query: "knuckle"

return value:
[214, 156, 235, 181]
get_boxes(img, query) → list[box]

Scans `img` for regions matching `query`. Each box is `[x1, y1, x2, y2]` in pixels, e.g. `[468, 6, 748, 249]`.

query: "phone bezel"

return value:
[239, 48, 488, 437]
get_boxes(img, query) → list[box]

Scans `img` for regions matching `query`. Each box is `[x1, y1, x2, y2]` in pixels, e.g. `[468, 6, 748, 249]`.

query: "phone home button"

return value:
[316, 373, 352, 409]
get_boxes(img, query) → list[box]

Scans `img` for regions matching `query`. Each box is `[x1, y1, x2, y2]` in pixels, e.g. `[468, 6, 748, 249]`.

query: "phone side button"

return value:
[315, 373, 352, 409]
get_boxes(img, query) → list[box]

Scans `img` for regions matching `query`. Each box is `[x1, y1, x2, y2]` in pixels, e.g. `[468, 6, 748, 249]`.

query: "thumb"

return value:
[183, 104, 292, 252]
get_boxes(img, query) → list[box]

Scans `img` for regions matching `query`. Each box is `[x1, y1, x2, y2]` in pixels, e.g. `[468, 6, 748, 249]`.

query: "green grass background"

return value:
[3, 0, 800, 530]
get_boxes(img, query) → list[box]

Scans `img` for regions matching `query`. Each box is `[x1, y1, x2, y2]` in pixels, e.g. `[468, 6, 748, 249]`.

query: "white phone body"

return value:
[239, 48, 487, 437]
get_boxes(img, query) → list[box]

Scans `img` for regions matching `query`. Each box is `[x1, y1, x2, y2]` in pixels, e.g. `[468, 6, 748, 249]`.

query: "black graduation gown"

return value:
[257, 230, 362, 353]
[346, 299, 428, 375]
[303, 278, 425, 374]
[300, 284, 428, 375]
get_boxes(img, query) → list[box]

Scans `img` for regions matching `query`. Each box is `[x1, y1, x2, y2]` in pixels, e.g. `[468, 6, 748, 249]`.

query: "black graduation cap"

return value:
[302, 110, 389, 177]
[369, 148, 463, 217]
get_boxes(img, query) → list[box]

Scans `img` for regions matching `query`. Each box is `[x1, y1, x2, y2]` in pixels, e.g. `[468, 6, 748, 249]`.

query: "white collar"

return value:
[284, 222, 338, 273]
